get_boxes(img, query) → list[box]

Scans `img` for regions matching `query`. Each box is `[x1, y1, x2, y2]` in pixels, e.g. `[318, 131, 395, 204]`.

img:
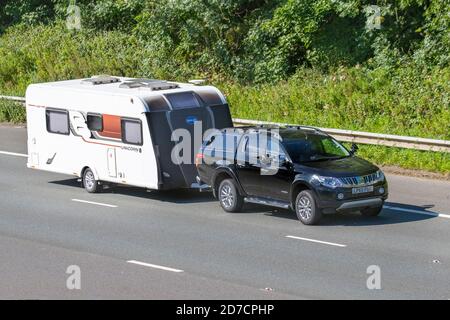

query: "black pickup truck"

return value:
[195, 126, 388, 225]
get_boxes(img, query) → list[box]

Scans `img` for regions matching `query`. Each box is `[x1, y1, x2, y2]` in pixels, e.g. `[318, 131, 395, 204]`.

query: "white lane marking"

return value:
[127, 260, 184, 273]
[286, 235, 347, 248]
[384, 205, 450, 219]
[71, 199, 118, 208]
[0, 150, 27, 158]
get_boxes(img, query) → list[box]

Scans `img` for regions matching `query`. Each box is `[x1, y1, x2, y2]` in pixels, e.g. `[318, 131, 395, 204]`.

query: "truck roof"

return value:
[226, 126, 327, 136]
[203, 126, 329, 150]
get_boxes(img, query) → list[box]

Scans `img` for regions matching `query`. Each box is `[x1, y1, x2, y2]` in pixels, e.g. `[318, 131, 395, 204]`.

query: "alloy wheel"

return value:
[220, 184, 234, 209]
[84, 171, 95, 190]
[297, 195, 312, 220]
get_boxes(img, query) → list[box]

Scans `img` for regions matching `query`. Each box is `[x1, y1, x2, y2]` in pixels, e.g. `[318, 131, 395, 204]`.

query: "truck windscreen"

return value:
[281, 132, 350, 163]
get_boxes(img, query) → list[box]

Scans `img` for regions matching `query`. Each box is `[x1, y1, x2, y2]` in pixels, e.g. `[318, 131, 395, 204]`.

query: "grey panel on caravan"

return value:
[145, 92, 233, 189]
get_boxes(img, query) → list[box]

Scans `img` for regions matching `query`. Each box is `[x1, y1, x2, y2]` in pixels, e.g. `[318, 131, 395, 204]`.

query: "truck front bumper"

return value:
[336, 198, 383, 212]
[316, 181, 388, 214]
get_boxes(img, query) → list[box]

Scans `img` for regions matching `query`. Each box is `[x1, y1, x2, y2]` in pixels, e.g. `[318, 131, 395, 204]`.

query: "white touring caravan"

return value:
[26, 76, 233, 192]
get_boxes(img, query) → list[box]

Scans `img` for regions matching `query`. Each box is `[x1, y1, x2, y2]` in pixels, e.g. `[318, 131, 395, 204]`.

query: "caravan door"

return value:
[107, 148, 117, 177]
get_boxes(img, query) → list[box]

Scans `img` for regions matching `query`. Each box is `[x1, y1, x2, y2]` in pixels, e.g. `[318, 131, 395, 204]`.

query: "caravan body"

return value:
[26, 76, 233, 190]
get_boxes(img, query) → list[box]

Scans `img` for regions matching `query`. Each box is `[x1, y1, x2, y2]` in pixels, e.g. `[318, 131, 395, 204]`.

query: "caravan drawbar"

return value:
[26, 76, 233, 192]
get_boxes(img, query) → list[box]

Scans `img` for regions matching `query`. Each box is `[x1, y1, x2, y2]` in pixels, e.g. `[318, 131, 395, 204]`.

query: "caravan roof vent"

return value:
[82, 75, 120, 85]
[119, 79, 179, 91]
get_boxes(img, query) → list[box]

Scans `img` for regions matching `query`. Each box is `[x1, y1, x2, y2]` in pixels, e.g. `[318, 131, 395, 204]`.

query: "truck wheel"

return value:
[295, 190, 322, 225]
[361, 206, 383, 217]
[83, 168, 98, 193]
[218, 179, 243, 213]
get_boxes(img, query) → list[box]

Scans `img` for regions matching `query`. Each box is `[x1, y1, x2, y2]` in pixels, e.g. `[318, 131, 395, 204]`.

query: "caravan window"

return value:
[165, 92, 201, 110]
[196, 91, 223, 106]
[46, 109, 69, 135]
[86, 113, 103, 132]
[144, 95, 170, 112]
[121, 118, 143, 145]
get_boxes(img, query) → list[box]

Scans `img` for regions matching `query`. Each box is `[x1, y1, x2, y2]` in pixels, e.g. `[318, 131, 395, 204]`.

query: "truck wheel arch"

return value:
[212, 169, 244, 198]
[290, 181, 315, 209]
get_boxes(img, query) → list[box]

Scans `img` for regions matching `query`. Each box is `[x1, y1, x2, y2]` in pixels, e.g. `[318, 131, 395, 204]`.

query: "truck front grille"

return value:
[339, 172, 378, 186]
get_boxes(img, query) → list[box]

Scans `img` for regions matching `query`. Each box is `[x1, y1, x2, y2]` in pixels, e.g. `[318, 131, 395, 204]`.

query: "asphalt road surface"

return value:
[0, 125, 449, 299]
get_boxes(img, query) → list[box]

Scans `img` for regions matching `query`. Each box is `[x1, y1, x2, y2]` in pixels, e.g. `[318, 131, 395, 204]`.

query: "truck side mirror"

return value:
[350, 143, 359, 155]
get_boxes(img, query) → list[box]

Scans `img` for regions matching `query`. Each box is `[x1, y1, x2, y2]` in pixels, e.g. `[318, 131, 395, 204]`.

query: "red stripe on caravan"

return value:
[81, 136, 119, 148]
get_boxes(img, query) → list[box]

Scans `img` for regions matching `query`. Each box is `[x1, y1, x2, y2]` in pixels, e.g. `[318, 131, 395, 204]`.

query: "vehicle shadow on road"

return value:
[49, 178, 215, 204]
[48, 179, 440, 223]
[122, 188, 214, 204]
[244, 202, 437, 226]
[320, 204, 436, 226]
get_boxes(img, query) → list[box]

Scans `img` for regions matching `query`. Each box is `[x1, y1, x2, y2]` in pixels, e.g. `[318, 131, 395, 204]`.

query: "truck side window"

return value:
[121, 118, 143, 145]
[204, 134, 216, 147]
[246, 133, 260, 165]
[204, 133, 227, 161]
[267, 136, 285, 157]
[46, 109, 69, 135]
[86, 113, 103, 132]
[236, 135, 248, 164]
[203, 134, 219, 158]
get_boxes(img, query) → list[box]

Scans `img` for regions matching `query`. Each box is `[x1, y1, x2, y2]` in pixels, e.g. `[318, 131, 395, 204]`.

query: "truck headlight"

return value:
[374, 170, 385, 183]
[312, 175, 343, 189]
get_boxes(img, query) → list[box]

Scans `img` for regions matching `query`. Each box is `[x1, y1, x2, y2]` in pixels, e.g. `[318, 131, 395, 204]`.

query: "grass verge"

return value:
[0, 100, 26, 123]
[348, 144, 450, 176]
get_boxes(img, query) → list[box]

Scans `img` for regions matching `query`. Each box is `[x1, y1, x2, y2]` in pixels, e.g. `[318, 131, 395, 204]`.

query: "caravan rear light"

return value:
[195, 153, 204, 167]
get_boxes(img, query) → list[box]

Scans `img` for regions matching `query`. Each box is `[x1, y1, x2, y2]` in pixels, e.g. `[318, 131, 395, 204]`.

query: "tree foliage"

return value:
[0, 0, 449, 82]
[0, 0, 448, 172]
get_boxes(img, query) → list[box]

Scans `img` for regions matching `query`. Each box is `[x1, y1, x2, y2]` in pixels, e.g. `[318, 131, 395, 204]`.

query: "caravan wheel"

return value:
[83, 168, 99, 193]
